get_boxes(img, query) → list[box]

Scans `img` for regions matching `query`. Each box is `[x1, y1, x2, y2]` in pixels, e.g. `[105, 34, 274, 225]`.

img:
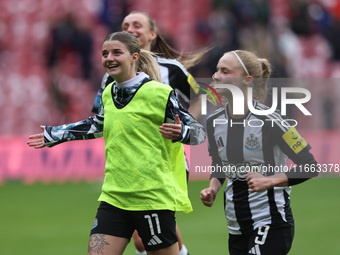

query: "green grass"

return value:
[1, 178, 339, 254]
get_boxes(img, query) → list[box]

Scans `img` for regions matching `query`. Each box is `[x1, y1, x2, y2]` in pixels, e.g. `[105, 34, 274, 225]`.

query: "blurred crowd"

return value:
[0, 0, 339, 135]
[191, 0, 340, 79]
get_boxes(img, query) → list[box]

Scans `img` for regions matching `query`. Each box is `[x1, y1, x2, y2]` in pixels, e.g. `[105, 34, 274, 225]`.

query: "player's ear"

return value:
[244, 76, 253, 87]
[132, 52, 139, 64]
[150, 31, 157, 41]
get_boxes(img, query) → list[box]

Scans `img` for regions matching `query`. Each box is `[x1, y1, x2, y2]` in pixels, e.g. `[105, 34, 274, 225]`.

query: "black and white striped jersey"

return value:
[92, 57, 200, 113]
[207, 100, 316, 235]
[155, 57, 200, 109]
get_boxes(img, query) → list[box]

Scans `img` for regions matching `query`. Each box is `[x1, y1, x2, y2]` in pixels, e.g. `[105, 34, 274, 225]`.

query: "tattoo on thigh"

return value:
[88, 234, 110, 254]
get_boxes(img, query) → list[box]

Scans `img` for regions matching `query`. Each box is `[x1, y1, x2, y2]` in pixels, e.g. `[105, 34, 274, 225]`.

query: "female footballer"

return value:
[28, 32, 206, 255]
[90, 12, 210, 254]
[200, 50, 318, 255]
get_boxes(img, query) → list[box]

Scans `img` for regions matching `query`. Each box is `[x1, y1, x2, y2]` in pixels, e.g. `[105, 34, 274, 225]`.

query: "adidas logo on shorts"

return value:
[249, 244, 261, 255]
[147, 235, 163, 246]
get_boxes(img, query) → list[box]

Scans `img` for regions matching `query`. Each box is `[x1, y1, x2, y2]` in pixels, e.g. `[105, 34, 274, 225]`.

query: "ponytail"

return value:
[258, 58, 272, 79]
[137, 50, 161, 82]
[231, 50, 272, 102]
[152, 33, 211, 69]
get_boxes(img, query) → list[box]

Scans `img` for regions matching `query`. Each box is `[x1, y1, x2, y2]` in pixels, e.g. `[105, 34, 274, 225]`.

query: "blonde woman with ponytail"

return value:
[27, 32, 206, 255]
[201, 50, 317, 255]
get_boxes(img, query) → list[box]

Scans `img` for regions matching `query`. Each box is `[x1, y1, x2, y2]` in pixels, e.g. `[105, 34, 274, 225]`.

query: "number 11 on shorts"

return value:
[145, 213, 161, 235]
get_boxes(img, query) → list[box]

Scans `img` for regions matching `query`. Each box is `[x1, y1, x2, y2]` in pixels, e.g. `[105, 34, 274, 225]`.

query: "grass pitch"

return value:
[1, 178, 339, 254]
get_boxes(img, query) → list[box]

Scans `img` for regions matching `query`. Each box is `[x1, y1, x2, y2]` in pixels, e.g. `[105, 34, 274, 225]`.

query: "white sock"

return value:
[179, 244, 188, 255]
[136, 249, 147, 255]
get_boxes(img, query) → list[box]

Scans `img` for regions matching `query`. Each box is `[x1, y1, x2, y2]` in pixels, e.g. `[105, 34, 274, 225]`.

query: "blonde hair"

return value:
[138, 50, 161, 82]
[128, 11, 211, 69]
[231, 50, 272, 102]
[103, 32, 161, 82]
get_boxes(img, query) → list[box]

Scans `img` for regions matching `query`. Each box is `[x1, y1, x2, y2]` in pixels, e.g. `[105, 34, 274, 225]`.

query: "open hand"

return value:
[27, 126, 46, 149]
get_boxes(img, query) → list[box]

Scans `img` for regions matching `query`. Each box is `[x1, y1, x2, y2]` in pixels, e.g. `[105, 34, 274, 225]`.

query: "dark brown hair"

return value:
[104, 32, 161, 81]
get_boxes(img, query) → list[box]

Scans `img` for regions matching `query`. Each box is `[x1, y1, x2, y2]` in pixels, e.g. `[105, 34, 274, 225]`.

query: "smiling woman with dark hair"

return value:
[90, 12, 211, 255]
[28, 31, 205, 255]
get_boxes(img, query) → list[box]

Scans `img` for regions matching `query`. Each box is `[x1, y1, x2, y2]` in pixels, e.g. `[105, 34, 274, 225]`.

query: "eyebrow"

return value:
[216, 66, 230, 71]
[122, 20, 142, 27]
[102, 48, 123, 52]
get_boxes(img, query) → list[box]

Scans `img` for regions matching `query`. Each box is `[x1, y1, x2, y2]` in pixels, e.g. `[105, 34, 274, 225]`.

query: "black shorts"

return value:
[229, 225, 294, 255]
[90, 202, 178, 251]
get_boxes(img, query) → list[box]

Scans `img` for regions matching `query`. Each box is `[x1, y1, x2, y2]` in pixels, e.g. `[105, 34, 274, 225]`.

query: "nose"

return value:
[212, 72, 220, 82]
[104, 52, 115, 63]
[125, 25, 134, 34]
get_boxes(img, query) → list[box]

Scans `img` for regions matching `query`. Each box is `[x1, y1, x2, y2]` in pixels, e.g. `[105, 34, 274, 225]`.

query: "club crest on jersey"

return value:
[245, 134, 260, 150]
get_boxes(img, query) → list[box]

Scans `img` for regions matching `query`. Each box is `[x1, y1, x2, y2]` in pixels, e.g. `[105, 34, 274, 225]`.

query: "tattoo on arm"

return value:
[88, 234, 110, 254]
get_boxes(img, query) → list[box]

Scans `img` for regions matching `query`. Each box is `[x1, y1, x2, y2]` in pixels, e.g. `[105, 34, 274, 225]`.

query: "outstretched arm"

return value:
[27, 114, 104, 148]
